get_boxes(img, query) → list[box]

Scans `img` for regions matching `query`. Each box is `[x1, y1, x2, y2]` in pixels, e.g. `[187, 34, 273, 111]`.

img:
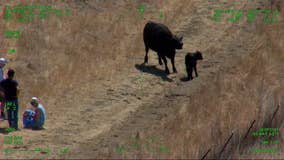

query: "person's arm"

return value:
[16, 81, 19, 96]
[0, 89, 4, 99]
[0, 83, 5, 100]
[34, 108, 42, 121]
[3, 69, 5, 80]
[16, 86, 20, 96]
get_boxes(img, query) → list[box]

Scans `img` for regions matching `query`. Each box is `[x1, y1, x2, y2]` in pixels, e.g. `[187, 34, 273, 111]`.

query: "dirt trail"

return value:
[0, 0, 278, 159]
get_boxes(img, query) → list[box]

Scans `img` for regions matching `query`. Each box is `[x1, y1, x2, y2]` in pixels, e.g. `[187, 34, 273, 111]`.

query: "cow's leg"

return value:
[161, 55, 169, 74]
[158, 55, 163, 65]
[171, 57, 177, 73]
[144, 46, 149, 64]
[157, 53, 163, 65]
[194, 66, 198, 77]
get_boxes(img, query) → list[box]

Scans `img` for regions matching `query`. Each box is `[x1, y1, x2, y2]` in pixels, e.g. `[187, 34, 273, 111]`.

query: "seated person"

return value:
[23, 97, 46, 129]
[23, 109, 35, 127]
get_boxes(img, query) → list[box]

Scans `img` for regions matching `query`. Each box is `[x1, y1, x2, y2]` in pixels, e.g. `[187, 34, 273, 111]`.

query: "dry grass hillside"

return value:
[0, 0, 283, 159]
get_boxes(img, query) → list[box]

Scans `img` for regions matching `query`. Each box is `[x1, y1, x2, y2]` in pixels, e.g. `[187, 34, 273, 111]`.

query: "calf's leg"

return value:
[187, 67, 193, 80]
[194, 66, 198, 77]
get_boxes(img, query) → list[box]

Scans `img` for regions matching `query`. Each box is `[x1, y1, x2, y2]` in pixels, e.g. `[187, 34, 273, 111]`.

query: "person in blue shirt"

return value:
[23, 97, 46, 129]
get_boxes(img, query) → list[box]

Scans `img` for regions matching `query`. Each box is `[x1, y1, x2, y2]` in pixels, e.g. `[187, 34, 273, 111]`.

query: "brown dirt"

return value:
[0, 0, 283, 159]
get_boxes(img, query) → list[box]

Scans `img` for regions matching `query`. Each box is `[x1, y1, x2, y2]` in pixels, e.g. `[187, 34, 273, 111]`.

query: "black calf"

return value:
[185, 51, 203, 80]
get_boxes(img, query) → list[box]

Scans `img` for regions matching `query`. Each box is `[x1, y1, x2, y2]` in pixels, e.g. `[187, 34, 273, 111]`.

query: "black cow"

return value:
[185, 51, 203, 80]
[143, 21, 183, 74]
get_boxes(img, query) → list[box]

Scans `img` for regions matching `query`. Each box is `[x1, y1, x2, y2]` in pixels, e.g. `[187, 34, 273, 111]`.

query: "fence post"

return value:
[218, 132, 234, 159]
[200, 148, 211, 160]
[270, 104, 280, 124]
[242, 120, 256, 142]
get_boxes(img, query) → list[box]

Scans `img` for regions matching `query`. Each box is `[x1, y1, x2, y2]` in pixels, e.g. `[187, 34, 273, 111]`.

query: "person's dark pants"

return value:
[5, 99, 18, 129]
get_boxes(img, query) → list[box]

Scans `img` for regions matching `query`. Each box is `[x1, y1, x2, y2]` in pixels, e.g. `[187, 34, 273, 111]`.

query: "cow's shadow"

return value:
[135, 63, 173, 82]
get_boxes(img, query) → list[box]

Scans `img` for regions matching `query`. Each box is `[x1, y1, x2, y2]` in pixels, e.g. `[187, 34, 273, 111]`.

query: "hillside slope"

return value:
[0, 0, 283, 159]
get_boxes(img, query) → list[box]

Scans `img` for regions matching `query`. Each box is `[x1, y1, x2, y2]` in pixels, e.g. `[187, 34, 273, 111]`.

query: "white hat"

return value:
[31, 97, 39, 103]
[0, 58, 7, 64]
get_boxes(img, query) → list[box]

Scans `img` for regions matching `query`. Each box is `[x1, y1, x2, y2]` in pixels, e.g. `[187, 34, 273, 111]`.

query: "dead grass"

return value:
[0, 0, 194, 159]
[116, 1, 284, 159]
[138, 2, 283, 159]
[0, 0, 283, 159]
[147, 41, 283, 159]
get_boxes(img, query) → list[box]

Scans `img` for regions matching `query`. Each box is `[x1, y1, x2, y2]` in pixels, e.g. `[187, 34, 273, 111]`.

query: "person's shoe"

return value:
[9, 126, 19, 131]
[0, 113, 4, 120]
[32, 126, 44, 130]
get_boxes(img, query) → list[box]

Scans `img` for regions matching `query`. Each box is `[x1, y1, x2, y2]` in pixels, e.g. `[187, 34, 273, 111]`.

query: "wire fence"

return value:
[200, 104, 281, 160]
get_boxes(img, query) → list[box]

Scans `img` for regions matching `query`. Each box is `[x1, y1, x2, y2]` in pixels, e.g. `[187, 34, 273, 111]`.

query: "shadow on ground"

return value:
[0, 128, 10, 135]
[180, 77, 190, 82]
[135, 63, 173, 82]
[31, 127, 45, 131]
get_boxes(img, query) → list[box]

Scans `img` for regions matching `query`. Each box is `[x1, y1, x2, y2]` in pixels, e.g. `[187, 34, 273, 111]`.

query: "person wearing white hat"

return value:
[0, 57, 7, 82]
[0, 58, 7, 120]
[23, 97, 46, 129]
